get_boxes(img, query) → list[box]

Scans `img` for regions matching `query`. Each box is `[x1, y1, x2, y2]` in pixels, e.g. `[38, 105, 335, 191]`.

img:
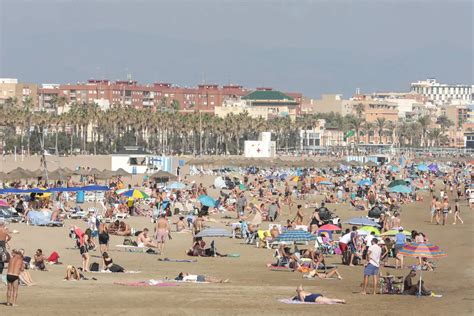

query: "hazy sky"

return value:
[0, 0, 472, 97]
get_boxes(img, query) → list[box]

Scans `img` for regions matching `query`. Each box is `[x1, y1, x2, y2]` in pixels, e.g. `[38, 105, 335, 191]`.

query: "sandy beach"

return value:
[0, 160, 473, 316]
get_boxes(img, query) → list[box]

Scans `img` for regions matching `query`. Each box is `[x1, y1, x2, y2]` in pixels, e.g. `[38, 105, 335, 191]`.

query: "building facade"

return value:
[411, 78, 472, 105]
[0, 78, 38, 108]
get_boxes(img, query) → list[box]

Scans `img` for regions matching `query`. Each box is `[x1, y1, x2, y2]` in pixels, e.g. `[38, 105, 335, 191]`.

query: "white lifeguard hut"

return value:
[244, 132, 276, 158]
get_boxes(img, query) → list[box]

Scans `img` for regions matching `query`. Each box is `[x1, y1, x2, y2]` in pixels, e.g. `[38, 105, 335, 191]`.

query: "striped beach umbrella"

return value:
[275, 230, 316, 243]
[397, 242, 446, 259]
[120, 189, 149, 199]
[397, 242, 446, 296]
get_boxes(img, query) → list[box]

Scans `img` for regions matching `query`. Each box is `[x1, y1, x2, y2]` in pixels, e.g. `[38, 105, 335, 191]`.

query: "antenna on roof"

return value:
[127, 73, 132, 81]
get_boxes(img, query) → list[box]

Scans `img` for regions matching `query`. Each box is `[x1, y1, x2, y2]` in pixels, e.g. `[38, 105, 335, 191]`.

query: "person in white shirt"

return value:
[361, 238, 381, 295]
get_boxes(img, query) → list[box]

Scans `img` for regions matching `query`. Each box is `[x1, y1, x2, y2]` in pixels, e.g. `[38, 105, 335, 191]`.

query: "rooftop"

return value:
[242, 90, 295, 102]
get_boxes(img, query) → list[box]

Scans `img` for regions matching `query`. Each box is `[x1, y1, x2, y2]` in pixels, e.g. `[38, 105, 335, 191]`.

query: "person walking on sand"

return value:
[452, 198, 464, 225]
[155, 214, 170, 255]
[361, 238, 381, 295]
[6, 249, 24, 307]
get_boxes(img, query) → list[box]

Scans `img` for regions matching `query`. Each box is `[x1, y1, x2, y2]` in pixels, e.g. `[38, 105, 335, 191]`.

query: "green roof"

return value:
[242, 90, 295, 101]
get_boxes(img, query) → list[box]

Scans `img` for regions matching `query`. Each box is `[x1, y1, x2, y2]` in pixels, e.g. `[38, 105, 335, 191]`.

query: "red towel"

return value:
[47, 251, 60, 263]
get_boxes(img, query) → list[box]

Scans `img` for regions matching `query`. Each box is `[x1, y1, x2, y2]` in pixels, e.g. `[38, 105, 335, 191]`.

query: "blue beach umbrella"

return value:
[417, 164, 429, 172]
[389, 185, 412, 194]
[357, 179, 372, 186]
[198, 195, 217, 207]
[320, 181, 334, 186]
[275, 230, 317, 242]
[344, 217, 380, 227]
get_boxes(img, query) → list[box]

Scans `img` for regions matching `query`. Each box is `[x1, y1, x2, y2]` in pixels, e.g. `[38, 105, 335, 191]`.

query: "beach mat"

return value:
[158, 258, 197, 263]
[268, 265, 294, 272]
[114, 281, 177, 287]
[91, 270, 141, 274]
[279, 298, 337, 305]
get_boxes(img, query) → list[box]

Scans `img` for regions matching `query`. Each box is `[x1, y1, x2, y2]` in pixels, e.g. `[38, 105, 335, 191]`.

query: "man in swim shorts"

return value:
[155, 214, 170, 255]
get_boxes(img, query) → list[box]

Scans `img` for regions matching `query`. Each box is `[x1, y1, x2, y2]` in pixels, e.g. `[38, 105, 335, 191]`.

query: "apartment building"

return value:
[0, 78, 38, 108]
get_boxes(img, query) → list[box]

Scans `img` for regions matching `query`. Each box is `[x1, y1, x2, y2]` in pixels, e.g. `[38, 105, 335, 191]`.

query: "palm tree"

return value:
[354, 103, 365, 119]
[346, 114, 365, 145]
[417, 115, 431, 147]
[375, 117, 386, 144]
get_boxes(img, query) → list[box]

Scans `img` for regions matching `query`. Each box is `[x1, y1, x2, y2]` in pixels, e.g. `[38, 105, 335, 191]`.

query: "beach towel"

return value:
[158, 258, 197, 263]
[268, 265, 294, 272]
[114, 280, 177, 287]
[92, 270, 141, 274]
[47, 251, 60, 263]
[227, 253, 240, 258]
[278, 298, 336, 305]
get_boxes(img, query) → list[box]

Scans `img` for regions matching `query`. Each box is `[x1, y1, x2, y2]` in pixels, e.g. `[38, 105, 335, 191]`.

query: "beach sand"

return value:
[0, 160, 473, 315]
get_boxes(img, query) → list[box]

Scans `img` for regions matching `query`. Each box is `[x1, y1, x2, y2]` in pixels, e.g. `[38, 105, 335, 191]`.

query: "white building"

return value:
[411, 78, 472, 105]
[244, 132, 276, 158]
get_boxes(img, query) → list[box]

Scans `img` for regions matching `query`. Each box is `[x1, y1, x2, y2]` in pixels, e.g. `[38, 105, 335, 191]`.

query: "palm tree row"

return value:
[0, 100, 452, 155]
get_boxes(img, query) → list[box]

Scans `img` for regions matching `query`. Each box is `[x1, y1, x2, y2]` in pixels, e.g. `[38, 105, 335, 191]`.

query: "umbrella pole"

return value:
[418, 267, 422, 296]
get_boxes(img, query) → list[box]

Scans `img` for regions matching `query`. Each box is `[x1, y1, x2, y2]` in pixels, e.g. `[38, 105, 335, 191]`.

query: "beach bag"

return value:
[89, 262, 99, 272]
[109, 263, 124, 273]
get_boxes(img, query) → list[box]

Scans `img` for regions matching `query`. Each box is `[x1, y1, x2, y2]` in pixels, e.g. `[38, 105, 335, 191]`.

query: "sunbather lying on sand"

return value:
[175, 272, 229, 283]
[303, 267, 343, 280]
[293, 285, 346, 304]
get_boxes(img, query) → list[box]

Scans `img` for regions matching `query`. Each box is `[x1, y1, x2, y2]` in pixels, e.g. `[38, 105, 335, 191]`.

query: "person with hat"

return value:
[394, 227, 406, 269]
[403, 269, 432, 296]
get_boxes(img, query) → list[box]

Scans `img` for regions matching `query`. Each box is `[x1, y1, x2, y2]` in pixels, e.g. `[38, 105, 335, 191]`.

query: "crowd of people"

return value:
[0, 155, 471, 307]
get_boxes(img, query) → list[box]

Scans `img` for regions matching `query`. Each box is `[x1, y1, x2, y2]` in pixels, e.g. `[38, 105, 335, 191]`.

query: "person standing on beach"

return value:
[155, 214, 170, 255]
[361, 238, 381, 295]
[0, 221, 12, 274]
[6, 249, 24, 307]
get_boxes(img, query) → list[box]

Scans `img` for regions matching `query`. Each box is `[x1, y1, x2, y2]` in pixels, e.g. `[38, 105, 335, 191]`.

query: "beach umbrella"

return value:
[29, 169, 45, 178]
[318, 224, 341, 232]
[359, 226, 381, 235]
[417, 164, 429, 172]
[365, 161, 378, 167]
[275, 230, 317, 243]
[95, 169, 115, 179]
[319, 181, 334, 186]
[7, 167, 30, 179]
[195, 228, 232, 238]
[357, 179, 373, 186]
[389, 185, 412, 194]
[381, 230, 411, 236]
[389, 165, 400, 173]
[428, 164, 438, 173]
[113, 168, 131, 177]
[388, 180, 409, 187]
[151, 170, 178, 182]
[120, 189, 149, 199]
[115, 188, 128, 195]
[167, 182, 186, 190]
[198, 195, 216, 207]
[344, 217, 380, 227]
[238, 183, 248, 191]
[397, 242, 447, 296]
[313, 176, 328, 183]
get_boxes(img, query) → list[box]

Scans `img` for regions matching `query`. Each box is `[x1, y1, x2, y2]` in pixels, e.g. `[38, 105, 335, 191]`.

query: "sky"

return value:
[0, 0, 472, 98]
